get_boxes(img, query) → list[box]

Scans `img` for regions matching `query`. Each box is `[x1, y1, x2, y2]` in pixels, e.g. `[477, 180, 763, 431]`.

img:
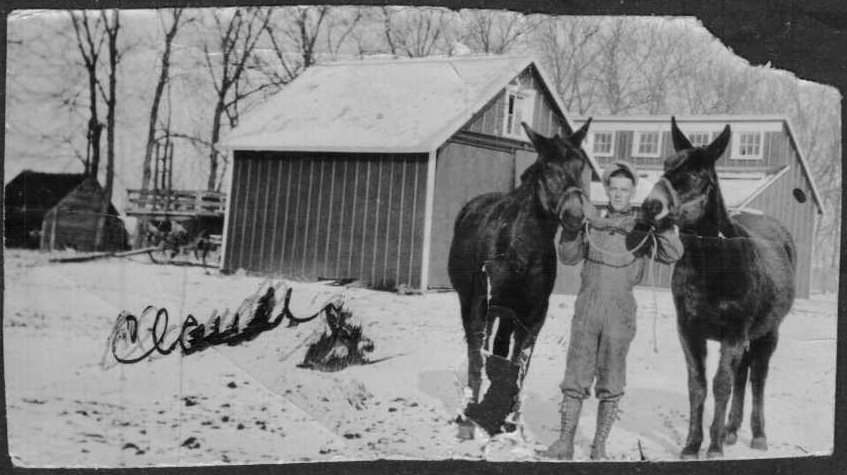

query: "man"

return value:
[543, 161, 684, 460]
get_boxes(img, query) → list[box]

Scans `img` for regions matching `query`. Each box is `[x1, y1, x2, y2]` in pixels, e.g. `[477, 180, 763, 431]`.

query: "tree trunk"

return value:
[103, 10, 119, 203]
[96, 10, 120, 251]
[208, 101, 224, 191]
[142, 9, 182, 192]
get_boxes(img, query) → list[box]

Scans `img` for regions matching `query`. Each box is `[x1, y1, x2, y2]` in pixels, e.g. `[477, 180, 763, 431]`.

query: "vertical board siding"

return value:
[429, 141, 515, 289]
[747, 165, 814, 298]
[224, 152, 427, 288]
[223, 157, 240, 271]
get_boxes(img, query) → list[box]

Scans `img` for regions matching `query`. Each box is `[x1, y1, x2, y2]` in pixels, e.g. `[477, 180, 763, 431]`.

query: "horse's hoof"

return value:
[751, 436, 768, 451]
[706, 448, 723, 459]
[539, 440, 574, 460]
[724, 431, 738, 445]
[680, 448, 699, 460]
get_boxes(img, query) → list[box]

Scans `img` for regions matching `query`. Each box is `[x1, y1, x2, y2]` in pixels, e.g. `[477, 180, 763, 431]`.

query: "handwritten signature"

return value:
[101, 281, 343, 368]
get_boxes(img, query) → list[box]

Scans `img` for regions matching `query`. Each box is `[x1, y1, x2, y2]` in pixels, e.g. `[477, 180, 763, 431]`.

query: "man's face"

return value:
[606, 175, 635, 212]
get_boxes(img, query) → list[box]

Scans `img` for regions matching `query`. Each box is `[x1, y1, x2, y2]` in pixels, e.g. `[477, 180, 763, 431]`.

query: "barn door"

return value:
[428, 141, 515, 289]
[514, 148, 536, 187]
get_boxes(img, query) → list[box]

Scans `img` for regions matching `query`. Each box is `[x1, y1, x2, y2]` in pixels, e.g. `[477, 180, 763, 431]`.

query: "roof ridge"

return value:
[320, 54, 527, 68]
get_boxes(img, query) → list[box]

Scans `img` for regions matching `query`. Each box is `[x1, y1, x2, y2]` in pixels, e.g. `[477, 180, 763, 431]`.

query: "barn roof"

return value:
[573, 115, 824, 215]
[222, 55, 574, 155]
[4, 170, 87, 211]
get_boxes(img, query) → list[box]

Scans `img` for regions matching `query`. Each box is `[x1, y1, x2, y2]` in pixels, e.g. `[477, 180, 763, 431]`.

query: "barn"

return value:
[221, 55, 601, 291]
[568, 115, 824, 298]
[3, 171, 128, 252]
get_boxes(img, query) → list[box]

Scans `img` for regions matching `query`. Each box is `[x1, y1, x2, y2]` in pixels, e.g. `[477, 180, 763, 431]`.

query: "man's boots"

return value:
[542, 396, 583, 460]
[590, 400, 619, 460]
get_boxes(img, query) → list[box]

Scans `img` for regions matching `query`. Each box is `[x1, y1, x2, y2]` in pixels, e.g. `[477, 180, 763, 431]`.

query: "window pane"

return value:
[689, 132, 711, 147]
[593, 132, 613, 154]
[637, 132, 659, 154]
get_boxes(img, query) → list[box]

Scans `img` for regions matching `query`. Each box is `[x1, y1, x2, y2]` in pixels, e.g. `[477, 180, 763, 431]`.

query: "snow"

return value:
[4, 249, 836, 467]
[221, 55, 531, 153]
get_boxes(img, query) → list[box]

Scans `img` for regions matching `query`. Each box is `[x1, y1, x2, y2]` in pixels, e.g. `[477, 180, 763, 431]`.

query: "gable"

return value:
[462, 66, 568, 140]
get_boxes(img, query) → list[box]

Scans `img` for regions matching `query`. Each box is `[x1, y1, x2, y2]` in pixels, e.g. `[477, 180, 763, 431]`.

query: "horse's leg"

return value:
[467, 306, 520, 435]
[457, 292, 487, 440]
[707, 341, 746, 458]
[679, 329, 708, 460]
[724, 347, 751, 445]
[749, 330, 779, 451]
[504, 316, 543, 433]
[461, 293, 488, 402]
[492, 314, 515, 358]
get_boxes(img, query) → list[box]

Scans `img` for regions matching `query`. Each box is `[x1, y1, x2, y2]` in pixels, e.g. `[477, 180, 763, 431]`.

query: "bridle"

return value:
[554, 185, 589, 228]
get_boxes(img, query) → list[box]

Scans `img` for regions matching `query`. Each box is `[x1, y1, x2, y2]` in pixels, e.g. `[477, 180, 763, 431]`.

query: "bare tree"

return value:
[69, 10, 105, 178]
[100, 9, 120, 204]
[381, 7, 455, 57]
[591, 18, 653, 115]
[198, 7, 273, 191]
[532, 16, 602, 115]
[261, 5, 363, 84]
[459, 9, 537, 54]
[141, 8, 185, 192]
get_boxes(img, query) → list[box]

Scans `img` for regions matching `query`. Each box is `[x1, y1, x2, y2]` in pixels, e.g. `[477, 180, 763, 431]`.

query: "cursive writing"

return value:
[103, 282, 343, 367]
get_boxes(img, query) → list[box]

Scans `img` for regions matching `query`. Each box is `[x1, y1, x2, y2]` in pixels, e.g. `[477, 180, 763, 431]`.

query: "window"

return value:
[632, 131, 661, 157]
[592, 132, 614, 157]
[687, 131, 712, 148]
[503, 84, 536, 140]
[732, 132, 763, 159]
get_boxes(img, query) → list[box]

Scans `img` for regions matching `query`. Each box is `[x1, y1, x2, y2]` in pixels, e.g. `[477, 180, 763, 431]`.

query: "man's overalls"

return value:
[546, 202, 683, 460]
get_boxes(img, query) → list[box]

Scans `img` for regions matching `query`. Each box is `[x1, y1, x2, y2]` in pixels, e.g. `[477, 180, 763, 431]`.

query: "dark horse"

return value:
[448, 120, 592, 437]
[642, 118, 796, 459]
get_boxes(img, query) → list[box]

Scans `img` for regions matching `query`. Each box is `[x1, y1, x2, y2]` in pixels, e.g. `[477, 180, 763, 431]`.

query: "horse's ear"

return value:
[560, 115, 575, 136]
[703, 125, 731, 164]
[671, 116, 693, 151]
[569, 117, 592, 148]
[522, 122, 543, 149]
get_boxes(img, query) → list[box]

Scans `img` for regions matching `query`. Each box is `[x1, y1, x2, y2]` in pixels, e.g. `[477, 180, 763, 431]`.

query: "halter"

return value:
[553, 185, 589, 227]
[650, 176, 682, 220]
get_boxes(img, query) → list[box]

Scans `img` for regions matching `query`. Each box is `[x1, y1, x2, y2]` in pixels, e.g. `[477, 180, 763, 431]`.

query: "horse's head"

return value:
[643, 117, 731, 229]
[521, 119, 593, 232]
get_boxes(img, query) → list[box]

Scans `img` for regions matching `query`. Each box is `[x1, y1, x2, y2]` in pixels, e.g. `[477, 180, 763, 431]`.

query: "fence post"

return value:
[50, 208, 58, 251]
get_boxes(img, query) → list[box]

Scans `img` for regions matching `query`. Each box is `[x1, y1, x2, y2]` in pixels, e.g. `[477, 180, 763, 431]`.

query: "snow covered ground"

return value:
[3, 250, 836, 467]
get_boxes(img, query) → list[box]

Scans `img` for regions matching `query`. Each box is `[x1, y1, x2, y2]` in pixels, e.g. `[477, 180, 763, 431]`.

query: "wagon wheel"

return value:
[191, 229, 220, 269]
[146, 229, 187, 264]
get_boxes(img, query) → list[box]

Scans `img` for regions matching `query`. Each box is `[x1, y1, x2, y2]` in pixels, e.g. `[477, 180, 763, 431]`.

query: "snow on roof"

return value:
[222, 55, 538, 154]
[591, 167, 790, 209]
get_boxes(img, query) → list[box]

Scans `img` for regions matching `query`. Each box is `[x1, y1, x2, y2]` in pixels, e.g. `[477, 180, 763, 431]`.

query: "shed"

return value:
[221, 55, 601, 290]
[3, 170, 128, 251]
[570, 115, 824, 298]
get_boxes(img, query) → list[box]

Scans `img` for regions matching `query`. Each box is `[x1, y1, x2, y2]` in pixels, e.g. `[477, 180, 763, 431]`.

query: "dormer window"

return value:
[503, 81, 536, 140]
[632, 131, 661, 157]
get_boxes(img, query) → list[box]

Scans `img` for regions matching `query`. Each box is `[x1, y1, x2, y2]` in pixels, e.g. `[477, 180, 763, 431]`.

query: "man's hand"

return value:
[626, 220, 655, 257]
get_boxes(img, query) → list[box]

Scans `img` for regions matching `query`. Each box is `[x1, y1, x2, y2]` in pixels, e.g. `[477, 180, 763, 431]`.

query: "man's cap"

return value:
[602, 160, 639, 187]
